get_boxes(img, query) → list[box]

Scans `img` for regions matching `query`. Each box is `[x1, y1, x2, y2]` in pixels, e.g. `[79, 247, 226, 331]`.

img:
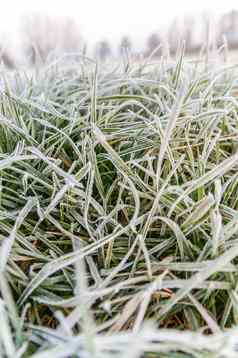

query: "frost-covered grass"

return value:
[1, 51, 238, 357]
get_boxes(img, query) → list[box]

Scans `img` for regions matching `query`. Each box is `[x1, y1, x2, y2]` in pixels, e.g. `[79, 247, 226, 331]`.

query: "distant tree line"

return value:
[1, 10, 238, 68]
[94, 10, 238, 61]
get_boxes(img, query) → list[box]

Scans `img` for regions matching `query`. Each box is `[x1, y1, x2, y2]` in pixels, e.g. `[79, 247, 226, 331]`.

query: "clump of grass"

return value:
[1, 52, 238, 357]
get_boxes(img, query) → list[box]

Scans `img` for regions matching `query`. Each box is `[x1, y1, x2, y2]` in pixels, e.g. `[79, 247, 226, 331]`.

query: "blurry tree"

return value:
[0, 34, 15, 69]
[61, 17, 84, 53]
[200, 12, 215, 52]
[183, 15, 195, 52]
[218, 10, 238, 48]
[0, 48, 15, 69]
[168, 15, 196, 54]
[146, 32, 161, 57]
[168, 18, 180, 54]
[21, 13, 83, 65]
[96, 40, 111, 61]
[119, 36, 132, 55]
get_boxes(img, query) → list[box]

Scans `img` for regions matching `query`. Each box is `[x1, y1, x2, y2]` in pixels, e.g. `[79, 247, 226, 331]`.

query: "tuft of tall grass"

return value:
[1, 52, 238, 357]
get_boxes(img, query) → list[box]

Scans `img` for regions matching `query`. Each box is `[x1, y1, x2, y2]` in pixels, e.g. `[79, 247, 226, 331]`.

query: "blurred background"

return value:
[1, 0, 238, 67]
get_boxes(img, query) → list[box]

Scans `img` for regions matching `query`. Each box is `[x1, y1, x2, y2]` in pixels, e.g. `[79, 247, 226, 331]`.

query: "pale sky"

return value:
[1, 0, 238, 49]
